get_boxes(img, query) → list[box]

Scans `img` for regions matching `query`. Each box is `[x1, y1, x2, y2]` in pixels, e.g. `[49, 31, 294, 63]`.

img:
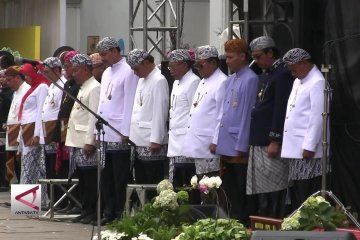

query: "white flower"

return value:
[281, 211, 301, 230]
[138, 233, 154, 240]
[93, 230, 127, 240]
[190, 175, 198, 188]
[172, 233, 184, 240]
[132, 233, 154, 240]
[153, 189, 178, 210]
[198, 175, 209, 187]
[156, 179, 174, 194]
[198, 176, 222, 189]
[212, 176, 222, 188]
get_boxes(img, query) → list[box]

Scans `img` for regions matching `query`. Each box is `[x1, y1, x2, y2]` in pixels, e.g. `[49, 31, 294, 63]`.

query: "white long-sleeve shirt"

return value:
[97, 58, 138, 142]
[281, 65, 325, 158]
[182, 68, 227, 159]
[167, 69, 200, 157]
[130, 67, 169, 146]
[20, 83, 48, 154]
[6, 82, 30, 151]
[42, 77, 66, 122]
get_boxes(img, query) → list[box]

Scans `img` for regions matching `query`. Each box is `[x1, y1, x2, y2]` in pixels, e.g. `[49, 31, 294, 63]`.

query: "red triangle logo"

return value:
[15, 185, 40, 211]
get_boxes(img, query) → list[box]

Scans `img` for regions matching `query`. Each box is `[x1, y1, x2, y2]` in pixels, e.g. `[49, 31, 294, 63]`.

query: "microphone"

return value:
[249, 59, 255, 67]
[14, 56, 42, 66]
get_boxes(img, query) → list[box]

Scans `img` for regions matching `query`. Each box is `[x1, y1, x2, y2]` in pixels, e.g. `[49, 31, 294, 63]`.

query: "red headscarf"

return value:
[18, 63, 50, 121]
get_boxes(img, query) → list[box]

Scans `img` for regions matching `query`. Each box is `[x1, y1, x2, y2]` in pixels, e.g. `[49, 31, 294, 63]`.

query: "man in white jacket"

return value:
[166, 49, 200, 187]
[182, 45, 227, 178]
[281, 48, 326, 209]
[127, 49, 169, 184]
[65, 53, 100, 224]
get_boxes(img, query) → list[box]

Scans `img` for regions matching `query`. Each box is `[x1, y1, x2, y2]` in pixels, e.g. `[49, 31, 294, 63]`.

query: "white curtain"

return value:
[1, 0, 65, 59]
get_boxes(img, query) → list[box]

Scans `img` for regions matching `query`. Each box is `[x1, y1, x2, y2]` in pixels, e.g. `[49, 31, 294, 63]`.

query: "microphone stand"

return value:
[320, 33, 360, 193]
[39, 67, 135, 239]
[319, 35, 360, 229]
[320, 45, 331, 193]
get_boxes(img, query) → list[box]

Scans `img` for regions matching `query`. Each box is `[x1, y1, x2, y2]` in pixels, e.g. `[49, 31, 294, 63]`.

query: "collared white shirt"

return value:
[182, 68, 228, 159]
[97, 58, 138, 142]
[6, 82, 30, 151]
[130, 67, 169, 146]
[167, 69, 200, 157]
[20, 83, 49, 153]
[42, 76, 66, 122]
[281, 65, 325, 158]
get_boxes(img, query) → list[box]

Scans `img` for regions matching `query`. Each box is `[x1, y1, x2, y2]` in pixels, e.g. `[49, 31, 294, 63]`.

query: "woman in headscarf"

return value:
[19, 63, 50, 207]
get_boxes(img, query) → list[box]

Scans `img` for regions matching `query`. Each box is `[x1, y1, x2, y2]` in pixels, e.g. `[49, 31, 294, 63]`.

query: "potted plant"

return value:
[173, 218, 251, 240]
[281, 195, 347, 231]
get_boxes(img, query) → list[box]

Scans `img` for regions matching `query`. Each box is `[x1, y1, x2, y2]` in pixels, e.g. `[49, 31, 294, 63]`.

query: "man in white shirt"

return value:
[166, 49, 200, 187]
[41, 57, 67, 183]
[4, 66, 30, 183]
[127, 49, 169, 184]
[95, 37, 138, 225]
[182, 45, 227, 179]
[281, 48, 326, 209]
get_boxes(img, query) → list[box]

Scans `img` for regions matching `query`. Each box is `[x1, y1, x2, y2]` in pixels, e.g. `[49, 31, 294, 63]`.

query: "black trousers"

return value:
[101, 149, 131, 219]
[291, 175, 322, 210]
[0, 146, 7, 188]
[173, 163, 196, 188]
[221, 162, 257, 227]
[134, 158, 165, 184]
[44, 148, 56, 193]
[77, 167, 97, 215]
[256, 188, 288, 219]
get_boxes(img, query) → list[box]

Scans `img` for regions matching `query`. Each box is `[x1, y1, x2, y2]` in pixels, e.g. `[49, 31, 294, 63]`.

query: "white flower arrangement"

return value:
[92, 229, 127, 240]
[153, 189, 179, 210]
[281, 195, 347, 231]
[131, 233, 154, 240]
[191, 175, 222, 194]
[93, 231, 154, 240]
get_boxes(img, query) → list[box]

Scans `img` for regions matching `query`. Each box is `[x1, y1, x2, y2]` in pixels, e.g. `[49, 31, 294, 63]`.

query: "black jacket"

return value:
[0, 87, 14, 126]
[52, 79, 80, 143]
[249, 61, 294, 146]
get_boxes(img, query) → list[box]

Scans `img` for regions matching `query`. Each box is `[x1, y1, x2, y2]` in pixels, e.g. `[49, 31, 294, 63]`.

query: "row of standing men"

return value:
[0, 35, 326, 226]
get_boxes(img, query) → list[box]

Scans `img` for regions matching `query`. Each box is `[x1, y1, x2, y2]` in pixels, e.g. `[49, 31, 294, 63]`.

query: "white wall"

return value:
[75, 0, 130, 54]
[0, 0, 65, 59]
[0, 0, 224, 60]
[181, 0, 210, 48]
[66, 0, 215, 58]
[66, 5, 81, 51]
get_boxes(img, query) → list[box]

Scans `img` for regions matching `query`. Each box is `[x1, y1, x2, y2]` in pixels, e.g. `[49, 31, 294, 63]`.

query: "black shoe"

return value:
[66, 206, 81, 214]
[80, 214, 95, 224]
[71, 215, 88, 223]
[56, 204, 73, 214]
[100, 216, 115, 226]
[90, 219, 98, 226]
[90, 216, 115, 226]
